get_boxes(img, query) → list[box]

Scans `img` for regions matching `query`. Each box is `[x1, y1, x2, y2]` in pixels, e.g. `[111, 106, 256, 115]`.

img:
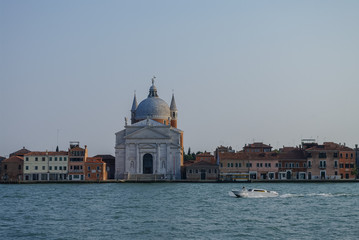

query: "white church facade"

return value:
[115, 78, 183, 180]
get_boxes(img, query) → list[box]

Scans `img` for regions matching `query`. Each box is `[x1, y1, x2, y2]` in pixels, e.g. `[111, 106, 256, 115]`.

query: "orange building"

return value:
[85, 157, 107, 181]
[68, 142, 88, 181]
[339, 147, 356, 179]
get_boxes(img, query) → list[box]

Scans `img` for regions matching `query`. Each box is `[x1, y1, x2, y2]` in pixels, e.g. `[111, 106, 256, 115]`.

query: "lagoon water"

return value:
[1, 183, 359, 239]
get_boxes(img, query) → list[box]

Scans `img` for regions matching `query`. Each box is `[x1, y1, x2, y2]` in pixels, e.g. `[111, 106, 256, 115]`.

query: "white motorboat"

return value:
[232, 188, 279, 198]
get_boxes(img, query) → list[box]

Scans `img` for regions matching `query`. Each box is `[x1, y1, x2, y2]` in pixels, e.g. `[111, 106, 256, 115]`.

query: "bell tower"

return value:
[131, 92, 138, 124]
[170, 93, 178, 128]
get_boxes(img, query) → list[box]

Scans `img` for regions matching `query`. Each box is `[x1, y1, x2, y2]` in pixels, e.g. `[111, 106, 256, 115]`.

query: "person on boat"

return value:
[242, 186, 246, 191]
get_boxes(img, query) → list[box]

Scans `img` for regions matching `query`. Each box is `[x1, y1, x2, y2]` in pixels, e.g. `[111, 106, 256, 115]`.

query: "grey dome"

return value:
[135, 97, 170, 120]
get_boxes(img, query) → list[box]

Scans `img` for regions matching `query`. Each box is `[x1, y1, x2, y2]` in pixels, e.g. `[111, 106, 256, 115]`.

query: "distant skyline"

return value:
[1, 0, 359, 157]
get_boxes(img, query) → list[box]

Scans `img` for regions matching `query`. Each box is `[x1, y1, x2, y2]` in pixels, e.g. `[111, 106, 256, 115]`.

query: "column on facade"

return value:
[157, 143, 161, 174]
[125, 143, 129, 178]
[136, 144, 140, 174]
[166, 144, 171, 176]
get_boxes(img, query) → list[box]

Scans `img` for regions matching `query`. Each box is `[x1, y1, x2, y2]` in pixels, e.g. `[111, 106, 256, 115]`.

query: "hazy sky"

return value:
[1, 0, 359, 157]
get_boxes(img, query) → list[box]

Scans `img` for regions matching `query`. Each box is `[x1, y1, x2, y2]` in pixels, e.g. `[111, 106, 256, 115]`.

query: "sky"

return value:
[1, 0, 359, 157]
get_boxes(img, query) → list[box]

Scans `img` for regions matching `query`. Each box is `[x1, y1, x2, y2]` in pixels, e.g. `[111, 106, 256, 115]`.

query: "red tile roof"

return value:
[24, 151, 68, 156]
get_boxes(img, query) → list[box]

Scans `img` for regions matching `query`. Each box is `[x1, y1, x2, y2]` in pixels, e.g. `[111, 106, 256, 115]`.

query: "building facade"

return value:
[1, 156, 24, 181]
[23, 151, 68, 181]
[85, 157, 107, 181]
[68, 142, 88, 181]
[115, 79, 183, 180]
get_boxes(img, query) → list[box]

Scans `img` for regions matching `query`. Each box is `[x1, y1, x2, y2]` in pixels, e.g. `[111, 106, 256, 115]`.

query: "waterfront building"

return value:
[218, 152, 250, 181]
[185, 161, 218, 181]
[68, 142, 88, 181]
[115, 79, 183, 180]
[305, 142, 341, 180]
[338, 146, 356, 179]
[0, 156, 23, 181]
[85, 157, 107, 181]
[248, 153, 279, 180]
[9, 147, 30, 157]
[94, 154, 115, 179]
[278, 147, 307, 180]
[23, 151, 68, 181]
[0, 156, 5, 176]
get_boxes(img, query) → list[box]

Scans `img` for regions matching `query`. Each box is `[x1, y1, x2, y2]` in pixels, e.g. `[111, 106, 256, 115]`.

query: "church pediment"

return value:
[125, 127, 170, 140]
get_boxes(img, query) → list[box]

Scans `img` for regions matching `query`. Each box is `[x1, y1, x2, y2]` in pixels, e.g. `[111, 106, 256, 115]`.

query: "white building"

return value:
[115, 79, 183, 180]
[23, 151, 68, 181]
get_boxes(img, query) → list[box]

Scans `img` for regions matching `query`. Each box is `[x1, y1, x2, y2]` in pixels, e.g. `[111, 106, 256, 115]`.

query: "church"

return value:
[115, 78, 184, 180]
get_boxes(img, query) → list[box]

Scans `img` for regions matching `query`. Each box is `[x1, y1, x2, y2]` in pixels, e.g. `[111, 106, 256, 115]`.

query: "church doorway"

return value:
[143, 154, 153, 174]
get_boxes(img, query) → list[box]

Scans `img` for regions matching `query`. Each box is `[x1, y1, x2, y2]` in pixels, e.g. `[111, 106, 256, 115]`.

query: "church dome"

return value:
[134, 78, 170, 121]
[135, 97, 170, 120]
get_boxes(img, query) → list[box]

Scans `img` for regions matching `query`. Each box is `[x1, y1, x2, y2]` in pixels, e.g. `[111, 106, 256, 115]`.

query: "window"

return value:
[88, 166, 90, 171]
[319, 153, 327, 158]
[55, 157, 57, 161]
[49, 157, 52, 161]
[59, 166, 62, 170]
[303, 163, 307, 168]
[351, 153, 353, 159]
[230, 163, 233, 168]
[235, 163, 238, 167]
[296, 163, 299, 168]
[257, 163, 260, 167]
[345, 173, 349, 179]
[97, 174, 99, 178]
[88, 174, 91, 178]
[308, 161, 312, 168]
[189, 169, 192, 173]
[209, 169, 211, 174]
[285, 163, 288, 168]
[214, 169, 217, 173]
[64, 157, 67, 161]
[350, 164, 354, 168]
[220, 163, 223, 168]
[227, 163, 230, 167]
[42, 166, 45, 170]
[55, 166, 57, 170]
[335, 171, 337, 176]
[60, 157, 62, 161]
[268, 163, 271, 168]
[49, 166, 52, 170]
[4, 164, 7, 170]
[275, 163, 278, 168]
[195, 169, 198, 173]
[345, 153, 348, 159]
[42, 157, 45, 161]
[345, 164, 350, 168]
[26, 166, 29, 170]
[18, 165, 22, 170]
[35, 166, 38, 170]
[35, 157, 38, 161]
[340, 164, 344, 168]
[265, 163, 268, 167]
[260, 163, 263, 167]
[64, 166, 67, 170]
[334, 152, 338, 158]
[238, 163, 242, 167]
[26, 157, 29, 161]
[340, 153, 343, 158]
[334, 161, 338, 168]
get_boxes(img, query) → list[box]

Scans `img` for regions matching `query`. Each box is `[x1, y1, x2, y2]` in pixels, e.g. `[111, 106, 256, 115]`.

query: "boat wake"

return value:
[280, 193, 358, 198]
[229, 192, 358, 198]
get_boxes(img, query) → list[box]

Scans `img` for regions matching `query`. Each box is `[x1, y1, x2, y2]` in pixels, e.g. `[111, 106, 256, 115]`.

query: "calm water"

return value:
[1, 182, 359, 240]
